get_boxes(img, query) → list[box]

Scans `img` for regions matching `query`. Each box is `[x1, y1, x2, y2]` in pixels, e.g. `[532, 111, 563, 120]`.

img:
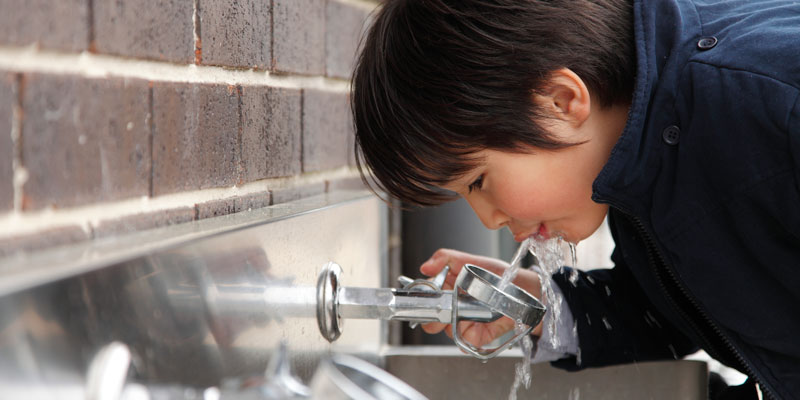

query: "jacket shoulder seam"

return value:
[686, 59, 800, 93]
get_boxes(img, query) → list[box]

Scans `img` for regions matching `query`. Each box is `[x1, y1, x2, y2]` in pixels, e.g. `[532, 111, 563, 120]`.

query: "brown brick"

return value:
[195, 191, 270, 220]
[0, 73, 15, 212]
[0, 0, 90, 52]
[235, 191, 270, 211]
[195, 197, 237, 220]
[152, 82, 240, 196]
[92, 207, 195, 238]
[240, 85, 301, 181]
[0, 225, 90, 257]
[326, 0, 374, 79]
[273, 0, 325, 74]
[198, 0, 271, 69]
[302, 89, 350, 172]
[271, 182, 325, 205]
[93, 0, 194, 63]
[21, 74, 151, 210]
[327, 176, 367, 193]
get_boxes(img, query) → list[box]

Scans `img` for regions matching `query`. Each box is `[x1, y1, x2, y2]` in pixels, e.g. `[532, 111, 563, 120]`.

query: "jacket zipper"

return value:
[622, 212, 776, 400]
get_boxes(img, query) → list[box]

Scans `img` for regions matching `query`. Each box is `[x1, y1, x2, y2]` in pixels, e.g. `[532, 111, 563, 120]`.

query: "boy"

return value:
[351, 0, 800, 399]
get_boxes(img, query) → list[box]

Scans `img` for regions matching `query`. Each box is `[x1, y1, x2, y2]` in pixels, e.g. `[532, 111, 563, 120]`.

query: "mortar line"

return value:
[11, 73, 24, 213]
[0, 46, 350, 92]
[300, 88, 305, 173]
[236, 85, 244, 184]
[148, 83, 155, 198]
[269, 0, 275, 70]
[87, 0, 96, 51]
[193, 0, 202, 64]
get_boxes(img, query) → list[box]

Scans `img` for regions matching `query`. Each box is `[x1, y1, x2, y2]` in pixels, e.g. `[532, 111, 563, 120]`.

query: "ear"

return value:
[534, 68, 591, 127]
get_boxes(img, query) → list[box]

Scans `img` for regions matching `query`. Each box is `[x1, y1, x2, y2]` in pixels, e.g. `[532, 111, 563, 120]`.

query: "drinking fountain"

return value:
[316, 261, 546, 360]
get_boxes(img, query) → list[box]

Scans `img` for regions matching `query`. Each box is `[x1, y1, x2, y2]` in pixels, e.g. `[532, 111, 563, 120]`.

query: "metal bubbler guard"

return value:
[451, 264, 546, 360]
[316, 262, 546, 360]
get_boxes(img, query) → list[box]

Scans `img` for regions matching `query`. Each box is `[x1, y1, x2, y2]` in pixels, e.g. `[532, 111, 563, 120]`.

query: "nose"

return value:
[464, 194, 509, 230]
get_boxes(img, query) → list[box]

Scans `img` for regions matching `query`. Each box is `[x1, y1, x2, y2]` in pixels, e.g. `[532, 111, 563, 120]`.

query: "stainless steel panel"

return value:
[384, 346, 708, 400]
[0, 191, 388, 399]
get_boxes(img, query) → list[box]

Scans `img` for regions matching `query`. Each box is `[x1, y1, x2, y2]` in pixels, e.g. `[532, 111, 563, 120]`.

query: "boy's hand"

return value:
[419, 249, 544, 348]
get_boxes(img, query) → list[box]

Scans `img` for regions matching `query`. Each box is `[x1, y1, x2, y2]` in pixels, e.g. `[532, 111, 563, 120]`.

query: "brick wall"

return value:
[0, 0, 378, 256]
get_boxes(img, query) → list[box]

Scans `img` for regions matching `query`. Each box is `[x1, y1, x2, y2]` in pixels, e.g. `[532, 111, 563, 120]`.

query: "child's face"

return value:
[441, 101, 628, 244]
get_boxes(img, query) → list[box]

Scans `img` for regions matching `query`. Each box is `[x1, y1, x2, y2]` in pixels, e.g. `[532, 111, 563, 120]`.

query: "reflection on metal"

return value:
[316, 263, 545, 361]
[0, 191, 388, 400]
[88, 341, 426, 400]
[309, 355, 428, 400]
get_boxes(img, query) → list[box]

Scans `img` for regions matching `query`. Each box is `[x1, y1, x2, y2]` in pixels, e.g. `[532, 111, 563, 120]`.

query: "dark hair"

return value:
[352, 0, 635, 206]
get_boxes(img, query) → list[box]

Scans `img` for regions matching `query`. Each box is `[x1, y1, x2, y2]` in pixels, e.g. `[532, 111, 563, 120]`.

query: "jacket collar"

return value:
[592, 0, 701, 216]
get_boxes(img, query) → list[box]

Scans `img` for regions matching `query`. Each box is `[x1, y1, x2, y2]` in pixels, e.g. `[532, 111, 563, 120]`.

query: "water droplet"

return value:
[668, 344, 678, 359]
[602, 317, 612, 330]
[605, 285, 611, 297]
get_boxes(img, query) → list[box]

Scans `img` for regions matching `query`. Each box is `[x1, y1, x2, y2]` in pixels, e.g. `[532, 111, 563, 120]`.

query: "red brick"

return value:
[0, 225, 90, 257]
[93, 0, 194, 63]
[21, 74, 151, 210]
[271, 182, 325, 205]
[198, 0, 271, 69]
[0, 0, 90, 52]
[240, 85, 302, 181]
[326, 0, 375, 79]
[273, 0, 325, 74]
[0, 73, 15, 212]
[152, 82, 240, 196]
[302, 89, 351, 172]
[92, 207, 195, 238]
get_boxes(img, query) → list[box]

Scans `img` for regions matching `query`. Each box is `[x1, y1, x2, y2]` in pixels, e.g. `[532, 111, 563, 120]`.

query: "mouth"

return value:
[513, 224, 548, 242]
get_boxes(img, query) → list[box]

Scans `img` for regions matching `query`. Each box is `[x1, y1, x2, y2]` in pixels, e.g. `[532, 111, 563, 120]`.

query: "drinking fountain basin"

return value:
[382, 346, 709, 400]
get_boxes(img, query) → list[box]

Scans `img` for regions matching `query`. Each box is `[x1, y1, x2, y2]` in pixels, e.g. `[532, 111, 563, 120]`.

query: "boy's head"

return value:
[352, 0, 635, 241]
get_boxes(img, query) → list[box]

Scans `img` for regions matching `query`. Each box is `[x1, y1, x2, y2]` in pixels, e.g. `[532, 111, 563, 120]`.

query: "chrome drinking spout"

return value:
[316, 262, 546, 359]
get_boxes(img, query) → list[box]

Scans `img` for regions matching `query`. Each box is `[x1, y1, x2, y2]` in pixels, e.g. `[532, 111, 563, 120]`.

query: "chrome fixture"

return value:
[316, 262, 546, 360]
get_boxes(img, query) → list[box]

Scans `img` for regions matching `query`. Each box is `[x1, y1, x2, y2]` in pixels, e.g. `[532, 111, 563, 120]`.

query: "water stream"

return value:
[503, 234, 577, 400]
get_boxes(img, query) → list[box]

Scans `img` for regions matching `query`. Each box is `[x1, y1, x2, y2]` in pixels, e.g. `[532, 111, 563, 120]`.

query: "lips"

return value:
[513, 224, 547, 242]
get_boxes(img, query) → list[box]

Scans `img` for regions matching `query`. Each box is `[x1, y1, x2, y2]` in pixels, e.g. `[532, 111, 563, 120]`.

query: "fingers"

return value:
[421, 321, 448, 334]
[420, 248, 511, 277]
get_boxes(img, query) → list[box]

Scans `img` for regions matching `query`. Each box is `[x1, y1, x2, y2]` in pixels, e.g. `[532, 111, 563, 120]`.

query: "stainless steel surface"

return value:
[0, 191, 388, 399]
[451, 264, 546, 360]
[384, 346, 709, 400]
[337, 288, 499, 324]
[316, 262, 513, 347]
[309, 354, 428, 400]
[401, 266, 448, 330]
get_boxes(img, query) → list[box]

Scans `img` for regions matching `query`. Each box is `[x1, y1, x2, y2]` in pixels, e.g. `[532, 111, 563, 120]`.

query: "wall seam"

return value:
[300, 88, 305, 173]
[269, 0, 275, 71]
[236, 85, 244, 185]
[148, 83, 155, 198]
[10, 73, 24, 212]
[193, 0, 203, 64]
[87, 0, 96, 52]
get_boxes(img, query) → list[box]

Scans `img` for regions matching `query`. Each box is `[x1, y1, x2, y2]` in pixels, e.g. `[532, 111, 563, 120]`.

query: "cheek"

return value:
[494, 178, 593, 221]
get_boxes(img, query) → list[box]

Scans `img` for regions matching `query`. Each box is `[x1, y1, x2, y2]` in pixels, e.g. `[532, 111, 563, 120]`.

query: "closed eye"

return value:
[468, 174, 484, 193]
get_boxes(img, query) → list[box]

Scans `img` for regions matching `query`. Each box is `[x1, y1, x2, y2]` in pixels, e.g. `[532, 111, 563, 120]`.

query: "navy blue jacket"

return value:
[551, 0, 800, 398]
